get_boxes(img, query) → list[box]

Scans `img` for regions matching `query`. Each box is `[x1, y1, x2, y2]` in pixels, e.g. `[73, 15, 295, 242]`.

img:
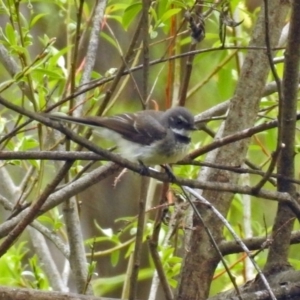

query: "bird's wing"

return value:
[96, 110, 167, 145]
[46, 111, 167, 145]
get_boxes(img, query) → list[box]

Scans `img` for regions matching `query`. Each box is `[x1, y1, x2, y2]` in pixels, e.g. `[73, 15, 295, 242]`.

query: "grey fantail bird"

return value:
[47, 106, 196, 165]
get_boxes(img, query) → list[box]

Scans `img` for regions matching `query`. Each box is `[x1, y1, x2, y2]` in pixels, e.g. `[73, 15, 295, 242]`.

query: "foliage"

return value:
[0, 0, 299, 300]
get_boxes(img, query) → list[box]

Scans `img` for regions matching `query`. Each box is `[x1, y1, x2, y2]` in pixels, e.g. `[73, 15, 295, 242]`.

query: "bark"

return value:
[265, 0, 300, 271]
[176, 1, 290, 299]
[0, 285, 118, 300]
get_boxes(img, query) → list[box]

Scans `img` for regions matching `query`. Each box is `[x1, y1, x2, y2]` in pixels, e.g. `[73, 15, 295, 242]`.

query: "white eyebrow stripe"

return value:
[178, 115, 189, 122]
[172, 128, 191, 137]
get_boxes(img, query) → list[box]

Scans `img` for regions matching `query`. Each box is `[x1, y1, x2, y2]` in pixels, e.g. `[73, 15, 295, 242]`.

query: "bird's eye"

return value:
[176, 119, 184, 125]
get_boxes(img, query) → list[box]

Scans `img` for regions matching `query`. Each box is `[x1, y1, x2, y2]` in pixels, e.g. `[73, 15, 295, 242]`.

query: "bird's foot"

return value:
[161, 164, 177, 182]
[138, 160, 150, 176]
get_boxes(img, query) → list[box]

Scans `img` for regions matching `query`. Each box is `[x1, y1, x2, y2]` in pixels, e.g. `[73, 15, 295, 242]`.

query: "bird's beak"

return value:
[191, 125, 197, 131]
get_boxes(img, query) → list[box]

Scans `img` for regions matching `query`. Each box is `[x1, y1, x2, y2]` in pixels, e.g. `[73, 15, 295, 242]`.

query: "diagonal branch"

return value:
[265, 0, 300, 271]
[0, 161, 73, 257]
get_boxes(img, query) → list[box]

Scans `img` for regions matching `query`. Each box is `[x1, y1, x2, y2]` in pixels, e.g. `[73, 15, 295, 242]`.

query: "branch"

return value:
[187, 113, 300, 160]
[0, 161, 73, 257]
[73, 0, 107, 116]
[185, 187, 275, 299]
[265, 0, 300, 270]
[1, 95, 298, 205]
[48, 45, 285, 112]
[219, 230, 300, 256]
[209, 281, 300, 300]
[0, 44, 32, 100]
[128, 178, 149, 300]
[177, 0, 290, 298]
[29, 228, 67, 291]
[64, 196, 90, 294]
[194, 77, 300, 126]
[0, 163, 121, 238]
[1, 150, 300, 186]
[0, 285, 118, 300]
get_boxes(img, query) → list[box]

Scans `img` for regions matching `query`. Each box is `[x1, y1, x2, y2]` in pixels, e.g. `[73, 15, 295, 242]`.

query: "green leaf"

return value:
[157, 0, 168, 18]
[23, 33, 33, 47]
[110, 249, 120, 267]
[122, 2, 142, 30]
[14, 136, 39, 151]
[149, 6, 158, 24]
[107, 3, 128, 13]
[159, 8, 181, 24]
[30, 13, 48, 28]
[93, 268, 153, 296]
[37, 215, 55, 226]
[100, 31, 119, 51]
[5, 23, 17, 45]
[10, 44, 27, 55]
[169, 277, 178, 288]
[106, 15, 122, 24]
[32, 68, 65, 80]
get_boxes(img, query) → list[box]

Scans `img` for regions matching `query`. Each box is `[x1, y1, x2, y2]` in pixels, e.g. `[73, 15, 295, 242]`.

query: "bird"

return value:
[46, 106, 196, 165]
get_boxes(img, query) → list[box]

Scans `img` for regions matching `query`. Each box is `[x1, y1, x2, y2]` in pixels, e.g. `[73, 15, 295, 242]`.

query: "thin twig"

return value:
[180, 186, 242, 299]
[252, 145, 283, 192]
[219, 229, 300, 256]
[0, 161, 73, 257]
[142, 0, 150, 106]
[44, 45, 285, 113]
[264, 0, 300, 271]
[186, 114, 300, 160]
[0, 96, 300, 208]
[70, 0, 85, 95]
[97, 11, 144, 115]
[184, 186, 277, 300]
[3, 151, 300, 186]
[147, 237, 174, 300]
[128, 177, 149, 300]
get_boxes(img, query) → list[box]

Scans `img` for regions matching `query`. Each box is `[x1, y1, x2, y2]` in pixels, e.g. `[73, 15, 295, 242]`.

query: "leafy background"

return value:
[0, 0, 299, 299]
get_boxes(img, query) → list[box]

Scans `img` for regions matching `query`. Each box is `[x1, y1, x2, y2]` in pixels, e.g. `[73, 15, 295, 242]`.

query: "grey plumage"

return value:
[46, 107, 195, 165]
